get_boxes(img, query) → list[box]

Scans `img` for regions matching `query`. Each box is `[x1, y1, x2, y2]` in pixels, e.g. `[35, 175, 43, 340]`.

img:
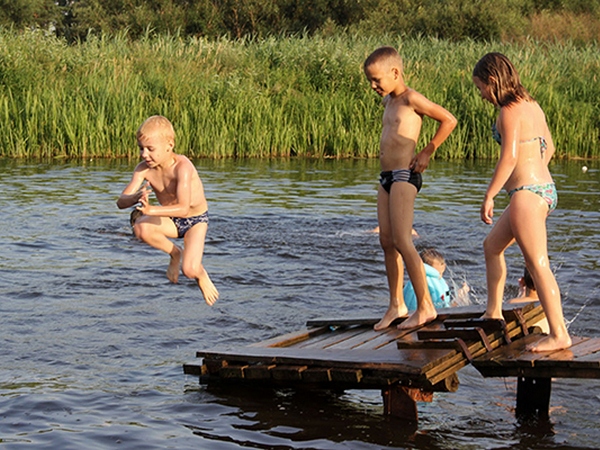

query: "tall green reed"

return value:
[0, 30, 597, 159]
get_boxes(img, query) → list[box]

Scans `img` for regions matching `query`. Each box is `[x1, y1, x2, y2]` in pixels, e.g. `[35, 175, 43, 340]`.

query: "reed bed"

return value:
[0, 29, 598, 159]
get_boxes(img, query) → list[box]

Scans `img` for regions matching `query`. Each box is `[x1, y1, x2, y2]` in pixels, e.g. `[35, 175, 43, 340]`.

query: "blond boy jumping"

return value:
[117, 115, 219, 305]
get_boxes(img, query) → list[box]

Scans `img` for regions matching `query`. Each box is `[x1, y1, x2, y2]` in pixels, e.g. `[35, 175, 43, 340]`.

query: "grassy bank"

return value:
[0, 30, 598, 159]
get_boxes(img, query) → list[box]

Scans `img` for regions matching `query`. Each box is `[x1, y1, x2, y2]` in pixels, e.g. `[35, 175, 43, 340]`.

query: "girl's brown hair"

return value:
[473, 52, 533, 107]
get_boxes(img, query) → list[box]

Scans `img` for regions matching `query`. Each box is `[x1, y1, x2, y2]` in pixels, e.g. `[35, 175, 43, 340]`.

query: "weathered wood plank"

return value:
[302, 327, 372, 350]
[220, 364, 247, 379]
[330, 368, 363, 383]
[248, 325, 331, 348]
[302, 367, 332, 383]
[307, 317, 385, 327]
[356, 327, 417, 351]
[271, 365, 307, 381]
[322, 327, 396, 350]
[244, 364, 276, 380]
[198, 347, 426, 374]
[472, 334, 600, 378]
[294, 329, 353, 349]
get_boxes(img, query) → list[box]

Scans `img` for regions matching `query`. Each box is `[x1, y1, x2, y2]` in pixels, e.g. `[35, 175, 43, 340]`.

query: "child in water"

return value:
[403, 248, 470, 310]
[117, 115, 219, 306]
[472, 52, 570, 352]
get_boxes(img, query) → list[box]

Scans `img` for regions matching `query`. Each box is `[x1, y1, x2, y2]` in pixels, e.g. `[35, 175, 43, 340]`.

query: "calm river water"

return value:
[0, 157, 598, 449]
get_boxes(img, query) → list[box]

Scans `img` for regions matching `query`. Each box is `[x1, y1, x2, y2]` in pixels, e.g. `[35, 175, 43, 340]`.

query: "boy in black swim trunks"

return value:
[117, 115, 219, 306]
[363, 47, 457, 330]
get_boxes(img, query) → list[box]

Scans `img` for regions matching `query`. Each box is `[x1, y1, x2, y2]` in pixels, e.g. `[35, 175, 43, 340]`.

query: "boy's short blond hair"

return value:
[137, 115, 175, 145]
[364, 46, 403, 71]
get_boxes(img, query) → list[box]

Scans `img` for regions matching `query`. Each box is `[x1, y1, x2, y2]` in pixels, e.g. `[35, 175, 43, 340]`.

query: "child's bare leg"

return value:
[374, 188, 408, 330]
[397, 245, 437, 329]
[526, 264, 571, 351]
[375, 247, 408, 330]
[389, 182, 436, 329]
[166, 246, 182, 284]
[134, 216, 180, 283]
[510, 192, 571, 352]
[482, 209, 515, 320]
[183, 224, 219, 306]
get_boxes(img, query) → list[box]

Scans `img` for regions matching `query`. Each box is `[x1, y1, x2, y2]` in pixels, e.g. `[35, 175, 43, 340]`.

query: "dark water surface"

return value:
[0, 158, 598, 449]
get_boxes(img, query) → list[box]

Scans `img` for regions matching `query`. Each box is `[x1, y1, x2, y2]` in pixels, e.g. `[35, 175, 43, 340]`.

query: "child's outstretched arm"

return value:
[409, 92, 457, 173]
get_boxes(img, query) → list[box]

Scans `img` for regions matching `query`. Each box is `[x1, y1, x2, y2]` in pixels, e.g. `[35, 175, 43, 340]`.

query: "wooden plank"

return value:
[330, 368, 363, 383]
[248, 325, 330, 348]
[305, 304, 506, 329]
[294, 328, 353, 349]
[307, 317, 384, 327]
[302, 367, 332, 383]
[198, 347, 426, 374]
[220, 364, 247, 379]
[271, 365, 307, 381]
[535, 337, 600, 362]
[204, 358, 227, 374]
[321, 327, 389, 350]
[304, 327, 371, 350]
[183, 361, 203, 376]
[471, 334, 600, 378]
[244, 364, 276, 380]
[358, 327, 417, 351]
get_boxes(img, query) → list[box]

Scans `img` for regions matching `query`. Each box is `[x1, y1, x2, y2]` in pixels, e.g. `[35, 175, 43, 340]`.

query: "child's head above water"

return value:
[420, 248, 446, 276]
[136, 115, 175, 147]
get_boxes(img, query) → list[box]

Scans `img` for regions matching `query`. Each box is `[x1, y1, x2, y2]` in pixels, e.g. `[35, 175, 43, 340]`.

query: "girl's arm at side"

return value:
[480, 110, 519, 223]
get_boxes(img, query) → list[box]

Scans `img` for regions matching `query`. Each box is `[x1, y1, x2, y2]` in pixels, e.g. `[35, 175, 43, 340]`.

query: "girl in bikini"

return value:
[472, 52, 571, 352]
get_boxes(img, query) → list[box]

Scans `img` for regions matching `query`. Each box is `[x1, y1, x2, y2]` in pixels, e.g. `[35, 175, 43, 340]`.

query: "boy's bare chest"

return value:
[382, 104, 422, 139]
[147, 171, 177, 195]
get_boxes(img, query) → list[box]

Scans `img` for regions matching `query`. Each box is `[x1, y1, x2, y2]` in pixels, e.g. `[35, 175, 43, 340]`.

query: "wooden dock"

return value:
[183, 302, 600, 422]
[472, 333, 600, 418]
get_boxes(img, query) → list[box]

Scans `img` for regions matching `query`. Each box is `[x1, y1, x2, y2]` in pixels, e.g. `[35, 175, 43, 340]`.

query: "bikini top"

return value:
[492, 123, 547, 156]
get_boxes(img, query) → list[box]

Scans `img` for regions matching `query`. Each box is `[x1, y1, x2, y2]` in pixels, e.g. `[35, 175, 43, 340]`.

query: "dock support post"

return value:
[516, 376, 551, 419]
[382, 385, 433, 422]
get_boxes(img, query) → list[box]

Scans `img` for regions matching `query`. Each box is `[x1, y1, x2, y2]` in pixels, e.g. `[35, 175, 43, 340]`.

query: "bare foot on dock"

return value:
[198, 273, 219, 306]
[397, 308, 437, 330]
[374, 304, 408, 331]
[167, 247, 182, 284]
[480, 312, 504, 321]
[526, 334, 572, 353]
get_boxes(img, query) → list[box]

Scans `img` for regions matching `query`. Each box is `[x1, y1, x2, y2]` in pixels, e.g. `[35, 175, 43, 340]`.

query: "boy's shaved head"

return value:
[364, 46, 403, 71]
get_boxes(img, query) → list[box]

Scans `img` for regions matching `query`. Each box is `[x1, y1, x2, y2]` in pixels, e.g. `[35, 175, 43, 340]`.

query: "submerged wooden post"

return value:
[516, 376, 551, 419]
[381, 385, 433, 422]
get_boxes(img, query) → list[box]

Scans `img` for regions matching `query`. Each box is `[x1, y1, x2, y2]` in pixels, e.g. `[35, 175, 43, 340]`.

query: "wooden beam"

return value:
[516, 376, 551, 420]
[381, 385, 433, 421]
